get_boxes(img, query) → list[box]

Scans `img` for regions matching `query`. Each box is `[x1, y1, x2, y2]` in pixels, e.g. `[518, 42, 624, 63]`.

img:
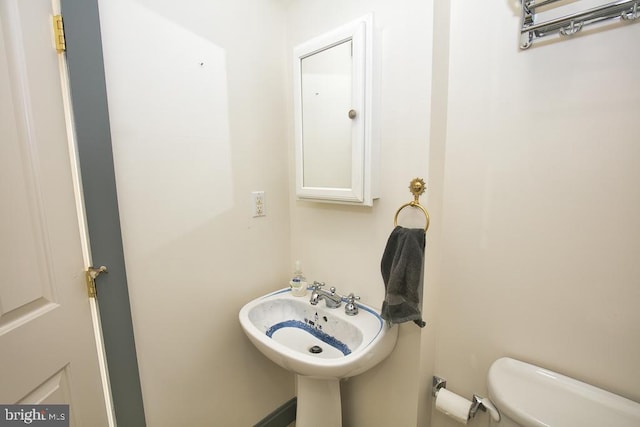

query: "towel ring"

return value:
[394, 178, 430, 232]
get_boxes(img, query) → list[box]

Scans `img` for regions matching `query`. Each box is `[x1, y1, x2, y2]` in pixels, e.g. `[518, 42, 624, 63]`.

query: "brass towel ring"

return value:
[393, 178, 430, 232]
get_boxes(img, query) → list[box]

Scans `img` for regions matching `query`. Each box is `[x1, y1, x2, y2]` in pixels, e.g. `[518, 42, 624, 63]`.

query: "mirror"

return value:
[293, 15, 377, 205]
[301, 40, 353, 189]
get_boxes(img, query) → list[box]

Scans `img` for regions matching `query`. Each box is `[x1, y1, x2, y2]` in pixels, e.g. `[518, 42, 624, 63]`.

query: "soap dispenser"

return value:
[290, 260, 307, 296]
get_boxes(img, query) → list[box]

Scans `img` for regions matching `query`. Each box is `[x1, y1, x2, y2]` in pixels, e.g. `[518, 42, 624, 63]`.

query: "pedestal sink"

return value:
[239, 288, 398, 427]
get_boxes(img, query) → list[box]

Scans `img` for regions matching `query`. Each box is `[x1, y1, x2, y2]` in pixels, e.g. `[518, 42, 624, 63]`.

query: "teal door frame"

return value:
[61, 1, 146, 425]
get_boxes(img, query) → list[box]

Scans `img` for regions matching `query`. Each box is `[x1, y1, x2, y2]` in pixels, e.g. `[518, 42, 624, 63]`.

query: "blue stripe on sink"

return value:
[357, 304, 384, 346]
[266, 320, 352, 356]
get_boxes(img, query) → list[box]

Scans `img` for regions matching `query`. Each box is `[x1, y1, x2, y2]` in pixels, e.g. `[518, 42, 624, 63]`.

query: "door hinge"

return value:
[85, 266, 108, 298]
[52, 14, 66, 53]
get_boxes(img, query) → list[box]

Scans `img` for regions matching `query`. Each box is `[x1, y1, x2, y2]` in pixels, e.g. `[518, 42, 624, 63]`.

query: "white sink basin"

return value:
[239, 288, 398, 379]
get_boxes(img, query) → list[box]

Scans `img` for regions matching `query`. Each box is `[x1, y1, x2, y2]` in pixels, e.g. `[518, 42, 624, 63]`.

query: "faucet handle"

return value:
[311, 281, 325, 289]
[344, 293, 360, 302]
[344, 293, 360, 316]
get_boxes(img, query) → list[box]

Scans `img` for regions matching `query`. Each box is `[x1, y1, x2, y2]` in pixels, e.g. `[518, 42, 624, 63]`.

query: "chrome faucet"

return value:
[309, 282, 342, 308]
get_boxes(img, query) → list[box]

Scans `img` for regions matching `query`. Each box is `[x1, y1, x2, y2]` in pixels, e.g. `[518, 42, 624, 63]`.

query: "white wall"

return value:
[98, 0, 436, 424]
[430, 2, 640, 426]
[285, 1, 435, 425]
[98, 0, 294, 425]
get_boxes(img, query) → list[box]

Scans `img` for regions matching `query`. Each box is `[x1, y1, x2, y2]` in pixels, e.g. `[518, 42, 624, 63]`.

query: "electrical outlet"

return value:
[252, 191, 265, 217]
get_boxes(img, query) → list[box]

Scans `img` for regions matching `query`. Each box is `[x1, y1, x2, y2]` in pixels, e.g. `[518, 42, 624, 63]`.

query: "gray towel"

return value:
[380, 226, 426, 327]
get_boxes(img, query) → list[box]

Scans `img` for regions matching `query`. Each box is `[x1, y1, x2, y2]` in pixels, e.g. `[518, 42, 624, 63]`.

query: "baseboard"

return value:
[254, 397, 297, 427]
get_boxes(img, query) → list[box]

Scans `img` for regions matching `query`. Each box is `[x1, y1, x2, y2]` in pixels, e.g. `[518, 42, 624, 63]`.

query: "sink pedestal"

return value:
[296, 375, 342, 427]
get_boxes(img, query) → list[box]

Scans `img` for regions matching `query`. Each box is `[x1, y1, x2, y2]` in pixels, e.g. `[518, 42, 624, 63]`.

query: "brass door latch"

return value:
[85, 266, 107, 298]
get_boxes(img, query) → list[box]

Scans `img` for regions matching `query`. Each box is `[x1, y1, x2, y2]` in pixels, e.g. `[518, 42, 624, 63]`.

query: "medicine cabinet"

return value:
[293, 14, 378, 206]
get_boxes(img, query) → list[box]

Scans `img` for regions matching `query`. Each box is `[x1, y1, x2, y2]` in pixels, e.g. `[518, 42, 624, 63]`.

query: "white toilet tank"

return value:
[487, 357, 640, 427]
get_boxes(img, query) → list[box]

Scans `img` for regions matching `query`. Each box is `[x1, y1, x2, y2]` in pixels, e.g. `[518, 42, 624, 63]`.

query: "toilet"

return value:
[487, 357, 640, 427]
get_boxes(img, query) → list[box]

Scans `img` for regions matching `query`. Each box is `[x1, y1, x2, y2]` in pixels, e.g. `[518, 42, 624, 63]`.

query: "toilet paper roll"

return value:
[435, 389, 472, 425]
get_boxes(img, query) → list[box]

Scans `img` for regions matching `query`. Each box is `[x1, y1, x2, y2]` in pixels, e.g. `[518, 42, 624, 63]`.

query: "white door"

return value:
[0, 0, 109, 425]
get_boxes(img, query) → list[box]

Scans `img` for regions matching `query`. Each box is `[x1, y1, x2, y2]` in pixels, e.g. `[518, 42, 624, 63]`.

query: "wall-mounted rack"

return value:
[520, 0, 639, 49]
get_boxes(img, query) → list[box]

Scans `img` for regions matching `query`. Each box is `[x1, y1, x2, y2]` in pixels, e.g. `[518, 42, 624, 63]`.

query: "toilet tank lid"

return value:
[487, 357, 640, 427]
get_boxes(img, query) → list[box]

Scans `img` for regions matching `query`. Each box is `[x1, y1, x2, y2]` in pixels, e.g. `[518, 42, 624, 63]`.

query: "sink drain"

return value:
[309, 345, 323, 354]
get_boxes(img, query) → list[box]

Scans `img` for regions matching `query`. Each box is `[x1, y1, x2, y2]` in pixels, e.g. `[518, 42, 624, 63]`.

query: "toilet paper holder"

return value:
[432, 376, 500, 422]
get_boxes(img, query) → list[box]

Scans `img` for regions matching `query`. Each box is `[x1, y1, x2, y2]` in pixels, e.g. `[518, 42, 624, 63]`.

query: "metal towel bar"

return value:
[520, 0, 640, 49]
